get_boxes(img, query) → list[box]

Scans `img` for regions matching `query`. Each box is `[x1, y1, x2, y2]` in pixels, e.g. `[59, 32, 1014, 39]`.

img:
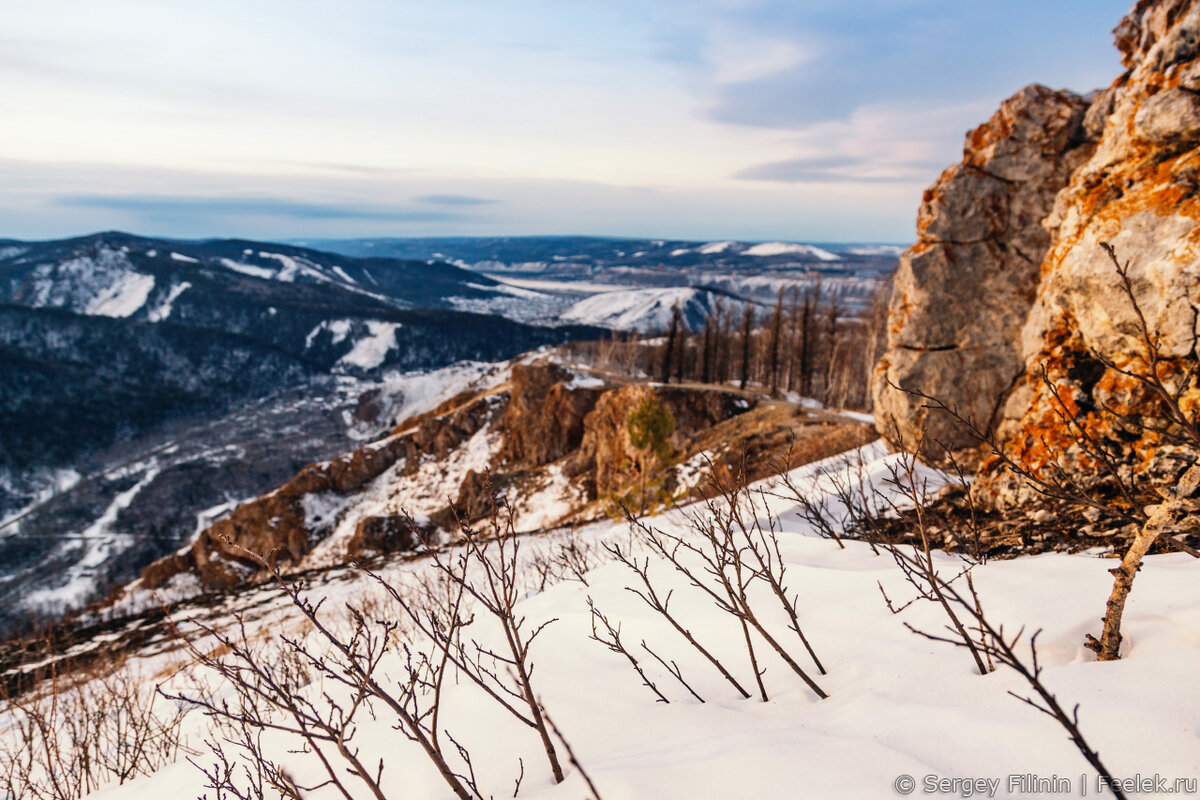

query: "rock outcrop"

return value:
[873, 84, 1095, 452]
[875, 0, 1200, 505]
[137, 360, 873, 595]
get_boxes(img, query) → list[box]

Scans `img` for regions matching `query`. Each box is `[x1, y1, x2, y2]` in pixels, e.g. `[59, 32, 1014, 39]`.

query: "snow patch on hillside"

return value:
[146, 282, 191, 322]
[305, 319, 353, 349]
[22, 465, 161, 612]
[218, 258, 275, 280]
[561, 286, 747, 332]
[698, 240, 737, 254]
[511, 463, 585, 531]
[309, 423, 502, 563]
[339, 322, 402, 370]
[86, 272, 155, 317]
[744, 241, 840, 260]
[373, 361, 507, 431]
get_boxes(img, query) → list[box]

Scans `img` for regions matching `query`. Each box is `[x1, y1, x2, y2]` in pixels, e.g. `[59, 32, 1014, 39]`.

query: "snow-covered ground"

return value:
[560, 286, 751, 332]
[13, 445, 1200, 800]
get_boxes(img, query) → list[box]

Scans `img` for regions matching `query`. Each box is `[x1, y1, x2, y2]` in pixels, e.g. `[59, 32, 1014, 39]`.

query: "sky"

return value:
[1, 0, 1131, 244]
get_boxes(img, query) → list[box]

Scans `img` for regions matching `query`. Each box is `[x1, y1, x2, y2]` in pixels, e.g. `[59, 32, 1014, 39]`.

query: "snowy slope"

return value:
[560, 286, 751, 332]
[744, 241, 841, 260]
[34, 443, 1197, 800]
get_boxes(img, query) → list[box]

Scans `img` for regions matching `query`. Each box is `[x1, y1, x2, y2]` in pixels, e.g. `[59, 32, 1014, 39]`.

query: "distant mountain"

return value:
[0, 231, 560, 325]
[0, 232, 604, 471]
[302, 235, 900, 317]
[0, 232, 612, 626]
[301, 235, 903, 271]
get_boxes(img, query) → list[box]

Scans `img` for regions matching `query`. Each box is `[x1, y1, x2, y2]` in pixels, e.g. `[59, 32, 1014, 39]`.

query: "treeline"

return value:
[567, 280, 891, 411]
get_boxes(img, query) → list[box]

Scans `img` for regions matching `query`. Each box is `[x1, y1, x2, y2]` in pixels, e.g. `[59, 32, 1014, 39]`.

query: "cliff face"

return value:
[875, 0, 1200, 503]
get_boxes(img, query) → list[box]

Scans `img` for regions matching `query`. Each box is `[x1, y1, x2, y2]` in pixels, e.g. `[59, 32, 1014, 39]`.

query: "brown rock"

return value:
[1134, 86, 1200, 143]
[874, 0, 1200, 506]
[575, 383, 755, 497]
[346, 514, 432, 559]
[498, 363, 606, 467]
[976, 1, 1200, 505]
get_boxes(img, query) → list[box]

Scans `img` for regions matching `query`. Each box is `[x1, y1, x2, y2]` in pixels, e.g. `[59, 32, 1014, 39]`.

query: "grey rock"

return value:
[873, 85, 1092, 452]
[1134, 86, 1200, 143]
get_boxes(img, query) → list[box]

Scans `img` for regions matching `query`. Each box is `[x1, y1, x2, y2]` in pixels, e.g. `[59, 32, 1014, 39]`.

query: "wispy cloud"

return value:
[56, 195, 468, 223]
[2, 1, 1130, 241]
[413, 194, 499, 206]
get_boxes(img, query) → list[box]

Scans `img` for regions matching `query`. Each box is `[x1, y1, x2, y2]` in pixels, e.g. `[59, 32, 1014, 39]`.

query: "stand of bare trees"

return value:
[564, 279, 891, 410]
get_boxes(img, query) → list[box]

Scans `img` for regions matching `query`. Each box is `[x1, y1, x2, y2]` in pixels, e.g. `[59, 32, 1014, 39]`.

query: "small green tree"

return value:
[627, 390, 675, 513]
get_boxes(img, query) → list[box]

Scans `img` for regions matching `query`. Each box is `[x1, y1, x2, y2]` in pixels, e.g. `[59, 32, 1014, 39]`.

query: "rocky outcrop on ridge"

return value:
[875, 0, 1200, 506]
[136, 361, 874, 595]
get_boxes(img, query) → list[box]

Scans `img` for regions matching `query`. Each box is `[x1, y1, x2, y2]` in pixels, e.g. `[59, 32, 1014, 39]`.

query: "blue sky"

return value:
[1, 0, 1130, 243]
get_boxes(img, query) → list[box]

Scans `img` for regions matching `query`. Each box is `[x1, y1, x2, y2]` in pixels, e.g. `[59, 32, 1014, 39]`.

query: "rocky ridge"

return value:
[874, 0, 1200, 506]
[131, 361, 874, 599]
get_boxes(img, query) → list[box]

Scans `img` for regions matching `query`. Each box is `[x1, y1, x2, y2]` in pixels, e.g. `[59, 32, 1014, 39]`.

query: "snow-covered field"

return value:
[10, 445, 1199, 800]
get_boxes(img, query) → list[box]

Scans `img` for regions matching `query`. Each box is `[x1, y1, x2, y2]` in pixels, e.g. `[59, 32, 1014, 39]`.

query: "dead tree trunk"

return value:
[661, 304, 681, 383]
[739, 306, 755, 390]
[1086, 463, 1200, 660]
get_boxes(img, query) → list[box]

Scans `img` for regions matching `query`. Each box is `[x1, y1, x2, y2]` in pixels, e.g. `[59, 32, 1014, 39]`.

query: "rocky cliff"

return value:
[137, 360, 873, 595]
[874, 0, 1200, 505]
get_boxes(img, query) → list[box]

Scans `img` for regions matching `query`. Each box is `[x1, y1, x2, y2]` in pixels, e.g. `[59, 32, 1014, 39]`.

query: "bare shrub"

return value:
[788, 425, 1124, 795]
[171, 474, 590, 798]
[0, 657, 188, 799]
[526, 530, 606, 592]
[606, 459, 828, 702]
[889, 244, 1200, 661]
[428, 490, 566, 783]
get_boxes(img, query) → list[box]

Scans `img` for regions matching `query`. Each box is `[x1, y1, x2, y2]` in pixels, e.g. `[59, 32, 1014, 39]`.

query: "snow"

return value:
[511, 463, 585, 531]
[331, 265, 357, 284]
[22, 465, 161, 612]
[670, 248, 692, 256]
[258, 251, 333, 283]
[169, 252, 199, 263]
[465, 281, 545, 299]
[484, 275, 629, 294]
[146, 281, 191, 322]
[258, 251, 301, 281]
[561, 286, 720, 332]
[564, 372, 604, 390]
[744, 241, 841, 261]
[307, 421, 502, 562]
[788, 394, 877, 424]
[338, 321, 402, 370]
[305, 318, 353, 348]
[0, 467, 81, 532]
[219, 257, 276, 279]
[846, 244, 906, 257]
[85, 271, 156, 317]
[698, 240, 737, 254]
[374, 360, 506, 428]
[29, 443, 1200, 800]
